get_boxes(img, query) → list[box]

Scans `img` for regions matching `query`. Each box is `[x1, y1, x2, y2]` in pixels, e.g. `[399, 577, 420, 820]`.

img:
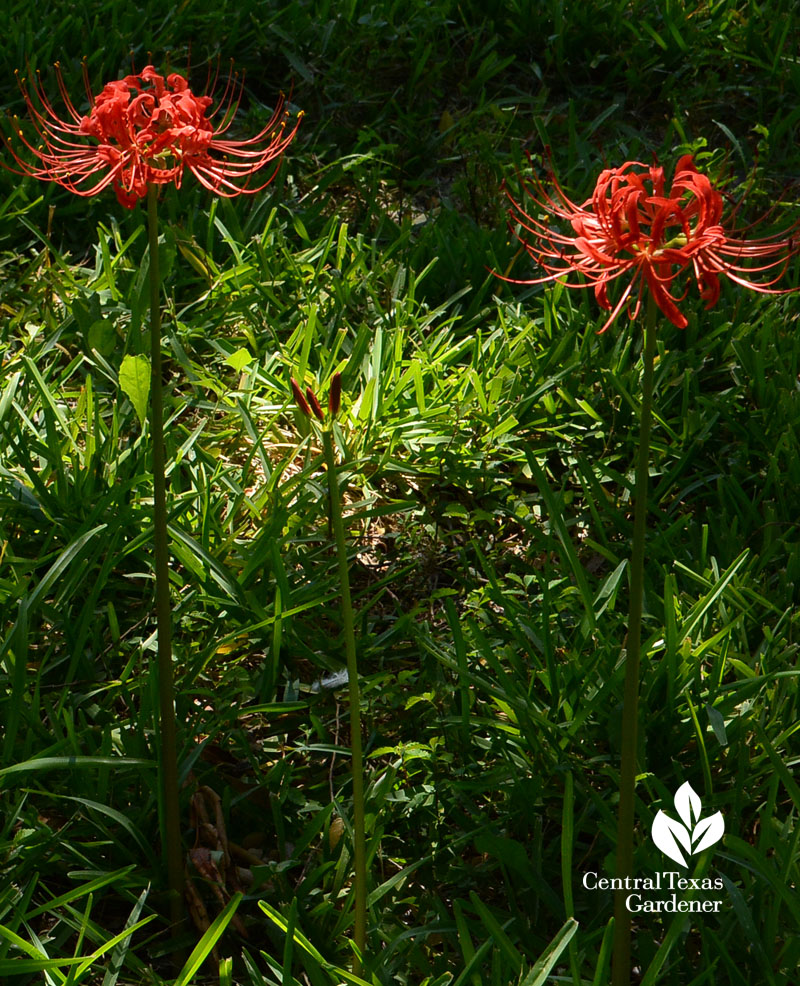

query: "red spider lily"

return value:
[5, 62, 301, 208]
[502, 153, 799, 332]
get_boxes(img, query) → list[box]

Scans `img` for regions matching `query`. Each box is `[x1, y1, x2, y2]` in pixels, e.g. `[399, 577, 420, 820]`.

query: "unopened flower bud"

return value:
[306, 387, 325, 422]
[290, 377, 311, 416]
[328, 372, 341, 417]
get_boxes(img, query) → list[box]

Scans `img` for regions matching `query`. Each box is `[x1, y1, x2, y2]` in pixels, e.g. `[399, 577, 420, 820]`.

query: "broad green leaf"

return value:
[225, 347, 253, 372]
[88, 319, 117, 356]
[118, 354, 150, 428]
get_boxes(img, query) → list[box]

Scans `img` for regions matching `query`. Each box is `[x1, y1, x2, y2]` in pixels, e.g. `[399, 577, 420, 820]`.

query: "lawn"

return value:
[1, 1, 799, 984]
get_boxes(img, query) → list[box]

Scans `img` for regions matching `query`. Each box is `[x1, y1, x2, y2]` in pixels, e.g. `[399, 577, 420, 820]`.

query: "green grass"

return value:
[1, 0, 800, 983]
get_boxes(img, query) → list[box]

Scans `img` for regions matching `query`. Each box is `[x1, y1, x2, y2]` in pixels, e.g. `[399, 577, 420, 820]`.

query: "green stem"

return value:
[322, 427, 367, 975]
[612, 298, 658, 986]
[147, 184, 184, 940]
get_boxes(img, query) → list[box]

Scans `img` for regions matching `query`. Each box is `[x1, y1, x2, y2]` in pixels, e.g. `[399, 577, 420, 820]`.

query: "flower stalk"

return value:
[611, 296, 658, 985]
[292, 376, 367, 973]
[147, 184, 184, 938]
[322, 424, 367, 974]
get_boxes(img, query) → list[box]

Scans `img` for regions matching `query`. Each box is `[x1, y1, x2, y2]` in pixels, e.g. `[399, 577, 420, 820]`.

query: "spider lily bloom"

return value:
[5, 63, 301, 208]
[2, 61, 300, 953]
[503, 154, 799, 332]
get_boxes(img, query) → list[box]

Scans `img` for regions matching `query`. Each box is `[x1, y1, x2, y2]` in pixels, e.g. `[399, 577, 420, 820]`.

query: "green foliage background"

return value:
[0, 1, 799, 983]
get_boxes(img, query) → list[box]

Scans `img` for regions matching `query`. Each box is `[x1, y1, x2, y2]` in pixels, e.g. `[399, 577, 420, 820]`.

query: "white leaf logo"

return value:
[651, 782, 724, 867]
[674, 780, 701, 828]
[693, 811, 725, 854]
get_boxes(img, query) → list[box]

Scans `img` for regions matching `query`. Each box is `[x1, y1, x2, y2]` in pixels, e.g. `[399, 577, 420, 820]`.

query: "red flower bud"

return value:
[306, 387, 325, 422]
[328, 372, 342, 417]
[290, 377, 311, 416]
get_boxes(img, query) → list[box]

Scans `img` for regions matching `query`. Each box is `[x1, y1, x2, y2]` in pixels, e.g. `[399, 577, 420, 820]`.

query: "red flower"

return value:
[502, 153, 799, 332]
[5, 63, 301, 208]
